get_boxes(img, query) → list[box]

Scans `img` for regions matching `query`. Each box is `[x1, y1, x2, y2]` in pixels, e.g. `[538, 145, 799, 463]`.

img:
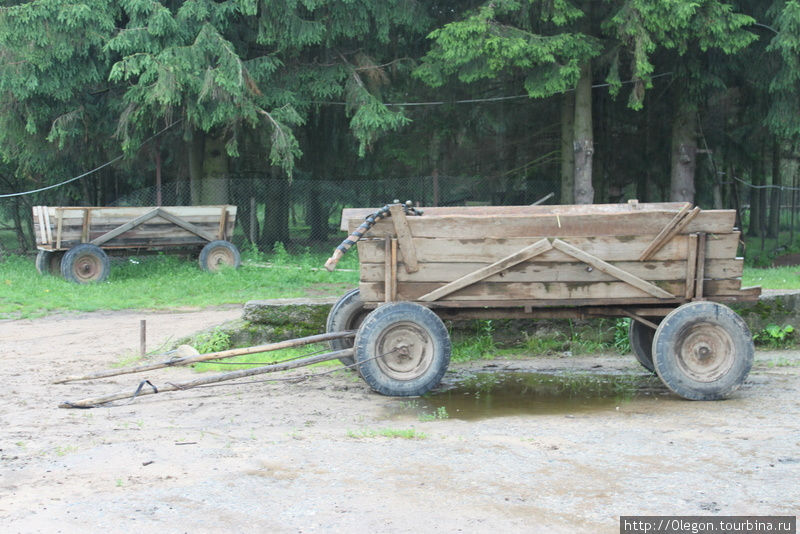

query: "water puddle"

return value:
[392, 371, 666, 421]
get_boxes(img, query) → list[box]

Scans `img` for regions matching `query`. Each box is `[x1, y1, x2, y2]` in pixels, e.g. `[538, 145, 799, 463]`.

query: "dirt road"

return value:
[1, 308, 798, 533]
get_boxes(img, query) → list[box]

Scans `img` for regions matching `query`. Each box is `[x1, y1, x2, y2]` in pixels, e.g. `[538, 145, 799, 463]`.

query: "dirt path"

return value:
[1, 308, 798, 533]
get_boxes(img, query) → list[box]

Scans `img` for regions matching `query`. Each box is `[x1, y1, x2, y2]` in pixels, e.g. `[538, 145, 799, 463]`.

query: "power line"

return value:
[313, 72, 674, 107]
[0, 121, 181, 198]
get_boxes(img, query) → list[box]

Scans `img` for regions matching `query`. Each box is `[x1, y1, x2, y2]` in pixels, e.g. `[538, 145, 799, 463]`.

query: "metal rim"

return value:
[72, 252, 104, 282]
[374, 321, 435, 381]
[207, 246, 235, 271]
[674, 321, 735, 382]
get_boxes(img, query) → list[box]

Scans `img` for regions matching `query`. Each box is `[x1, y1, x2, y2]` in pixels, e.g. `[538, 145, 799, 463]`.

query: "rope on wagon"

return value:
[324, 200, 423, 271]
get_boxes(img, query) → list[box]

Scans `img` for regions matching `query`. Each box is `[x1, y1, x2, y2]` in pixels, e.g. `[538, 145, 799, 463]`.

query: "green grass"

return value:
[191, 342, 339, 372]
[0, 246, 359, 319]
[743, 265, 800, 290]
[347, 428, 427, 439]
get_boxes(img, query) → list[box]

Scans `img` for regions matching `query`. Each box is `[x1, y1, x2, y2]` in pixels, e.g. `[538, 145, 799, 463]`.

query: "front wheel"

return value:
[653, 301, 754, 400]
[629, 318, 658, 373]
[354, 302, 451, 397]
[199, 240, 241, 272]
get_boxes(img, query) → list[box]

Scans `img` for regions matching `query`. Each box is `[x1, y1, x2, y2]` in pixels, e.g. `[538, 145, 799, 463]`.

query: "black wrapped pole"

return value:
[325, 201, 422, 271]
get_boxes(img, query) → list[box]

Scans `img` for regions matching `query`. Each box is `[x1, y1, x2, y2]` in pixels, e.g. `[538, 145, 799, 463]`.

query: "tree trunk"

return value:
[573, 61, 594, 204]
[188, 131, 204, 206]
[768, 140, 785, 239]
[199, 134, 229, 204]
[260, 173, 290, 248]
[669, 92, 697, 203]
[306, 182, 329, 241]
[747, 159, 762, 237]
[560, 92, 574, 204]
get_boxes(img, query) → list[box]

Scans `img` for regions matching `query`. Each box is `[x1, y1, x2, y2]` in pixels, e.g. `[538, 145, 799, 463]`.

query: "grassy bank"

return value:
[0, 246, 359, 319]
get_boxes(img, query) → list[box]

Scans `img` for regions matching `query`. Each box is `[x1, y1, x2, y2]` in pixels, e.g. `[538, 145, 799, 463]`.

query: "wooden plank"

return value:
[36, 206, 46, 245]
[360, 279, 746, 304]
[81, 209, 91, 243]
[388, 205, 419, 273]
[340, 202, 694, 229]
[695, 232, 707, 299]
[384, 237, 392, 304]
[55, 208, 64, 249]
[356, 233, 739, 264]
[418, 238, 553, 302]
[391, 238, 398, 301]
[685, 234, 698, 299]
[43, 205, 53, 245]
[551, 239, 674, 299]
[638, 204, 695, 261]
[89, 208, 161, 246]
[345, 210, 735, 238]
[218, 206, 228, 240]
[155, 208, 217, 242]
[359, 259, 743, 284]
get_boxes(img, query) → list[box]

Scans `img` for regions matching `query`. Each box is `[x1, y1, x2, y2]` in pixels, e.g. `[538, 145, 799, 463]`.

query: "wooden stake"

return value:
[140, 320, 146, 357]
[695, 232, 707, 300]
[54, 330, 355, 384]
[59, 348, 354, 409]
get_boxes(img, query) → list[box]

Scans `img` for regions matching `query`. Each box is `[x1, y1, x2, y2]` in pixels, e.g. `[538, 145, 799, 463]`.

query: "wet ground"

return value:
[1, 309, 799, 533]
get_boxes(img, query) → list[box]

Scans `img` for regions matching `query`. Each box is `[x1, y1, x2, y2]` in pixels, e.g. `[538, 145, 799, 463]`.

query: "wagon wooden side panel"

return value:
[342, 202, 757, 309]
[33, 205, 237, 251]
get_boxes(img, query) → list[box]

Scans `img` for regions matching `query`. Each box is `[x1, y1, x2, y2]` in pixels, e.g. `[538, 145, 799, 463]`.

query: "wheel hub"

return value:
[375, 322, 434, 381]
[676, 322, 735, 382]
[208, 248, 234, 270]
[74, 255, 102, 281]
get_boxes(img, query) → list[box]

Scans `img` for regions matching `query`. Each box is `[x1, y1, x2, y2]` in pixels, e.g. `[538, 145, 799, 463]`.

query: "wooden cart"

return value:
[326, 201, 761, 401]
[33, 205, 239, 283]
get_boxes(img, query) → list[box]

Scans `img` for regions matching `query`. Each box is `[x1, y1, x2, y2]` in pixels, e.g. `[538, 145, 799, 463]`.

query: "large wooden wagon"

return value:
[325, 201, 760, 401]
[33, 205, 239, 283]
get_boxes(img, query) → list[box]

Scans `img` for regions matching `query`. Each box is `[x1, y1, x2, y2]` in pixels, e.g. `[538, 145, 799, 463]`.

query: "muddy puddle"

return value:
[390, 371, 668, 421]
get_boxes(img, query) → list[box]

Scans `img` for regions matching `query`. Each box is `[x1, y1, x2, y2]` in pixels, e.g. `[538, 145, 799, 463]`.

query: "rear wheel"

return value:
[326, 289, 369, 367]
[35, 250, 64, 276]
[61, 244, 110, 283]
[653, 301, 753, 400]
[629, 318, 659, 373]
[199, 240, 241, 272]
[354, 302, 451, 396]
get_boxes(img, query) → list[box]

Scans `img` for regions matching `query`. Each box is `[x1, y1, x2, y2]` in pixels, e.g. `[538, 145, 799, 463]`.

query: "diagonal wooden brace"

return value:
[552, 239, 674, 299]
[419, 238, 553, 302]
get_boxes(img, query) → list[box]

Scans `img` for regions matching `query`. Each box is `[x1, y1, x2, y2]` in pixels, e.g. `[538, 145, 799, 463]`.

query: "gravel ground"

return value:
[1, 307, 798, 533]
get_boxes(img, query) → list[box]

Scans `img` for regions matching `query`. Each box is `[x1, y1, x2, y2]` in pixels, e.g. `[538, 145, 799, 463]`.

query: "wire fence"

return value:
[1, 173, 799, 264]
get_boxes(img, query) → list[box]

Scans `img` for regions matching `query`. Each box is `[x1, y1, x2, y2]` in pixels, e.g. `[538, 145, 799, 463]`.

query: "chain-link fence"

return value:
[2, 172, 799, 263]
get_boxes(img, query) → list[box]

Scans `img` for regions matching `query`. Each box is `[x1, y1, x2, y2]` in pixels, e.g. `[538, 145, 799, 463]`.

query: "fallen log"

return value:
[59, 347, 354, 409]
[54, 330, 355, 384]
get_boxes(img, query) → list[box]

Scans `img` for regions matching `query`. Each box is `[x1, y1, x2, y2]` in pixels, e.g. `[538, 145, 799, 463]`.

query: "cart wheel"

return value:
[199, 240, 241, 272]
[629, 318, 659, 373]
[35, 250, 64, 276]
[653, 301, 753, 400]
[61, 244, 110, 283]
[326, 289, 369, 367]
[354, 302, 451, 396]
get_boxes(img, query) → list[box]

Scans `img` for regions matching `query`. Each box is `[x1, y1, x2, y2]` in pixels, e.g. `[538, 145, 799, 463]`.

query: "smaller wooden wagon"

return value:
[325, 201, 761, 401]
[33, 205, 239, 283]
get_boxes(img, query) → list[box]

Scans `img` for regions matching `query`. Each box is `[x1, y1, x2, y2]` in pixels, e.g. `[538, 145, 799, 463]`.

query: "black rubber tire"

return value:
[629, 318, 658, 373]
[326, 289, 369, 367]
[199, 240, 241, 272]
[60, 244, 110, 283]
[354, 302, 451, 396]
[652, 301, 754, 400]
[35, 250, 64, 276]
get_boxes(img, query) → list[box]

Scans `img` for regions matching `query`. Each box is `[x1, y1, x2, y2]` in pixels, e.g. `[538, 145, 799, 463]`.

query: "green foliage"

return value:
[451, 320, 497, 362]
[614, 318, 631, 354]
[743, 266, 800, 290]
[347, 428, 427, 439]
[754, 324, 796, 349]
[194, 328, 232, 354]
[418, 406, 449, 422]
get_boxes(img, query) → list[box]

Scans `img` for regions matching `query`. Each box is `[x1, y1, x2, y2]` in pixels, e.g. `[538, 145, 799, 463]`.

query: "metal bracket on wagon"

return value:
[324, 200, 423, 272]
